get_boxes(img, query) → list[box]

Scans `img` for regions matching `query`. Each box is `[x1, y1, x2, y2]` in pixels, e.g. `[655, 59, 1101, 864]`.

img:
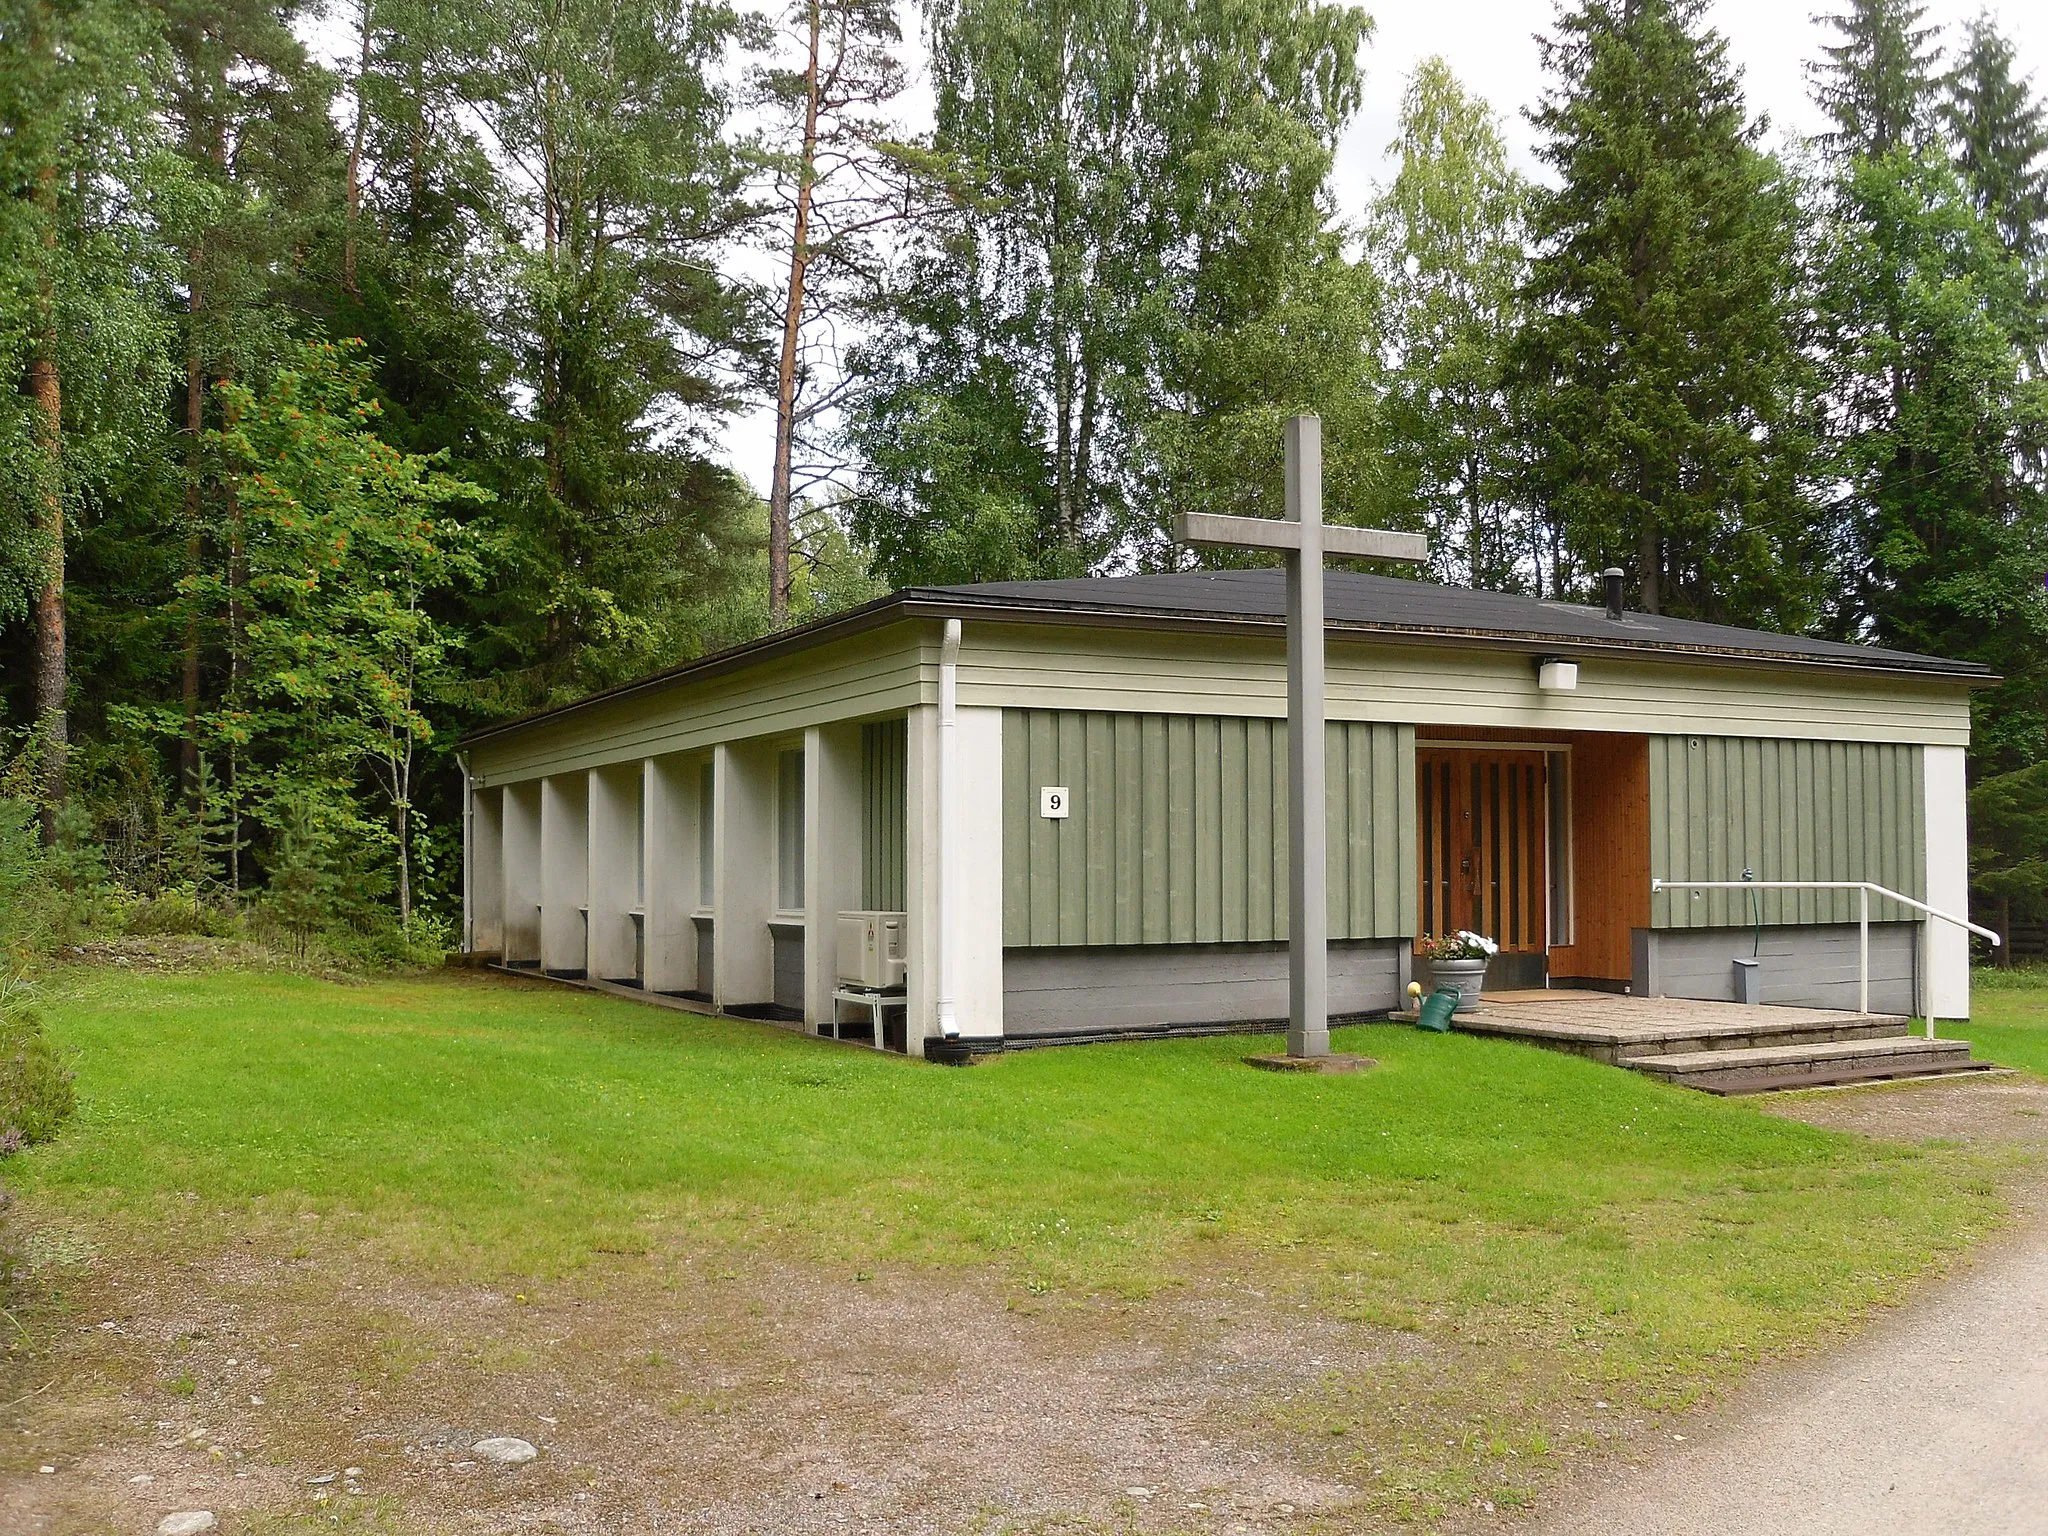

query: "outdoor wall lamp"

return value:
[1536, 657, 1579, 692]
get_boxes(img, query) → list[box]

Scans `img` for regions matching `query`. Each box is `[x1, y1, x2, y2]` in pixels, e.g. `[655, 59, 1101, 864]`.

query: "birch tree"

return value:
[849, 0, 1372, 579]
[1370, 59, 1534, 592]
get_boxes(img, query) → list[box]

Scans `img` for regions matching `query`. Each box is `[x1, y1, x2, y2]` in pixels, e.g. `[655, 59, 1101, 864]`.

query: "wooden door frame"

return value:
[1416, 743, 1561, 957]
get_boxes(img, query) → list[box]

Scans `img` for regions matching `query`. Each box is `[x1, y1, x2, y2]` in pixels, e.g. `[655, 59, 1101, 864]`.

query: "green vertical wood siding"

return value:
[1002, 710, 1416, 946]
[861, 719, 907, 911]
[1648, 735, 1924, 928]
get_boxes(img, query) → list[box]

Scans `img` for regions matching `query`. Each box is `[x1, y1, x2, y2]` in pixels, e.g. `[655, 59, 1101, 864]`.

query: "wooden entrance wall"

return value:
[1417, 748, 1548, 954]
[1549, 733, 1650, 984]
[1415, 729, 1651, 986]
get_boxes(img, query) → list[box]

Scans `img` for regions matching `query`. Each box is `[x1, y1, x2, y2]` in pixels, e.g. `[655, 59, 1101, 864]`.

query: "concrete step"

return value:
[1628, 1035, 1989, 1095]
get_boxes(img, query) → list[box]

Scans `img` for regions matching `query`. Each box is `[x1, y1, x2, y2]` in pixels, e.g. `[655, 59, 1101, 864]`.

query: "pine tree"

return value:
[0, 0, 180, 834]
[1808, 0, 1944, 160]
[462, 0, 766, 694]
[753, 0, 914, 627]
[1514, 0, 1821, 622]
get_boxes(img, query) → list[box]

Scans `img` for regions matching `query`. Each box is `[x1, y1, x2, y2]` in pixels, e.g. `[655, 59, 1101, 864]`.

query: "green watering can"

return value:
[1416, 987, 1462, 1033]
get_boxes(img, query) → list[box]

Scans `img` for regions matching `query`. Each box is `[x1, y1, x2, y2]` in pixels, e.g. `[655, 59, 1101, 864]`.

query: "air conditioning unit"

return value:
[837, 910, 907, 991]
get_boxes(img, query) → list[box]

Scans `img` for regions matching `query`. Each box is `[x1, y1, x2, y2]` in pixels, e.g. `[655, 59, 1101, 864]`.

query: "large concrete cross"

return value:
[1172, 415, 1428, 1059]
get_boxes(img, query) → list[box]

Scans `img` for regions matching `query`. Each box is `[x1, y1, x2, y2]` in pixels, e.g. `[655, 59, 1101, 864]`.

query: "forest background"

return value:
[3, 0, 2046, 960]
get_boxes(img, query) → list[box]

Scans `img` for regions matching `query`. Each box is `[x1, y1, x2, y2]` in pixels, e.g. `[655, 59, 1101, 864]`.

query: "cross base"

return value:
[1243, 1053, 1377, 1075]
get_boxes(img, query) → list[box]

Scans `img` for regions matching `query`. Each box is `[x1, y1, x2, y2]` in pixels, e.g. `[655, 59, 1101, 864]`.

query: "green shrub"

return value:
[125, 886, 243, 939]
[0, 997, 76, 1150]
[0, 796, 53, 960]
[1976, 962, 2048, 992]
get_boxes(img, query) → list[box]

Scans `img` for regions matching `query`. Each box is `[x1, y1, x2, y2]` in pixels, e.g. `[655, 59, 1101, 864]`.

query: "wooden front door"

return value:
[1417, 749, 1549, 954]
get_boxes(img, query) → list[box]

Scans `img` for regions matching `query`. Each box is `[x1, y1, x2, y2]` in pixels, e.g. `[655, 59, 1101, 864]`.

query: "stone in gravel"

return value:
[157, 1514, 217, 1536]
[472, 1437, 538, 1465]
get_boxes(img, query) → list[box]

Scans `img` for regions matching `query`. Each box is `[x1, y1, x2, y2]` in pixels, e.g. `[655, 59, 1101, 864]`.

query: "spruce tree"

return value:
[1813, 150, 2048, 769]
[1514, 0, 1821, 623]
[1808, 0, 1944, 159]
[1944, 13, 2048, 266]
[1811, 3, 2048, 773]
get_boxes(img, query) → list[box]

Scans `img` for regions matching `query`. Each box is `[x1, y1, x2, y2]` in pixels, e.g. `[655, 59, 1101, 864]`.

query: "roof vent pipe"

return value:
[1603, 567, 1625, 620]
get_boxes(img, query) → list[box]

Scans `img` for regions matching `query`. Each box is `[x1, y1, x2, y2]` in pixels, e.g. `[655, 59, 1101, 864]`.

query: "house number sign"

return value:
[1040, 786, 1070, 819]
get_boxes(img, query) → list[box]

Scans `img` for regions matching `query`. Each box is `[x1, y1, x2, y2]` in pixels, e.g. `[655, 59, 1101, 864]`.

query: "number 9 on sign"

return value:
[1040, 786, 1069, 819]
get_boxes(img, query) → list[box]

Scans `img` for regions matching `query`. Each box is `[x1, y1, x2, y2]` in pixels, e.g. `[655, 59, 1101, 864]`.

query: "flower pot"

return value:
[1421, 956, 1489, 1013]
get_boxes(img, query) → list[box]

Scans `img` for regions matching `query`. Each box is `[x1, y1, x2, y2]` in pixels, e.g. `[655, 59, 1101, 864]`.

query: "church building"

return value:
[456, 569, 1983, 1056]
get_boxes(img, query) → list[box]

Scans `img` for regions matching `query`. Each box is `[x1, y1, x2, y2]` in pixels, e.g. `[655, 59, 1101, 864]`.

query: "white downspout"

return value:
[457, 751, 474, 955]
[937, 619, 962, 1039]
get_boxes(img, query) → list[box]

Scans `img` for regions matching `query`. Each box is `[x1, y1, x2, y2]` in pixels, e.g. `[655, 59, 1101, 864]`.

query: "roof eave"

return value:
[913, 593, 1995, 685]
[454, 590, 921, 749]
[456, 586, 1991, 749]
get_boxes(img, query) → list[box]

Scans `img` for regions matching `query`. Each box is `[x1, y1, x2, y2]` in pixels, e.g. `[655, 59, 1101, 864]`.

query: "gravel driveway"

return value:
[1526, 1074, 2048, 1536]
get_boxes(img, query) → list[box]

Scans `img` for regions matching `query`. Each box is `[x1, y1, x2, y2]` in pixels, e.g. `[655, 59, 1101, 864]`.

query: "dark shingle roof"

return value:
[459, 568, 1986, 747]
[918, 569, 1991, 678]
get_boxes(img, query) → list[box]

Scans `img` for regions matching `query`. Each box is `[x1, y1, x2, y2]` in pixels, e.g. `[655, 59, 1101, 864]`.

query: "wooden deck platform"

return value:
[1453, 990, 1992, 1094]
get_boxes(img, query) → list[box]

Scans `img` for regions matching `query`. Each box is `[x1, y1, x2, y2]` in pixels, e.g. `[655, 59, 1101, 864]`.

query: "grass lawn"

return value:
[1948, 965, 2048, 1076]
[2, 962, 2018, 1527]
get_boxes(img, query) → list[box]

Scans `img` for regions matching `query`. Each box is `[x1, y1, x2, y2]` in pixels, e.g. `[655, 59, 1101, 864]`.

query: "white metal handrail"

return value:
[1650, 879, 2000, 1033]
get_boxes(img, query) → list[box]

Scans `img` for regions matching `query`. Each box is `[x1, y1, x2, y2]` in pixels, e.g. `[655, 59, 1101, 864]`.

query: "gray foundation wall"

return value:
[770, 923, 805, 1012]
[1632, 922, 1918, 1014]
[1003, 940, 1409, 1038]
[692, 916, 714, 998]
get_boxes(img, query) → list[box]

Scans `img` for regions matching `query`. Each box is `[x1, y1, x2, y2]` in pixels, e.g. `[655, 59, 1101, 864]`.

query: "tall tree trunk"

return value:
[1074, 355, 1096, 544]
[768, 0, 823, 629]
[1465, 447, 1484, 589]
[407, 56, 426, 232]
[396, 733, 412, 929]
[181, 102, 227, 804]
[540, 79, 565, 507]
[181, 321, 204, 802]
[1638, 521, 1661, 615]
[30, 160, 65, 840]
[343, 0, 371, 297]
[223, 385, 246, 895]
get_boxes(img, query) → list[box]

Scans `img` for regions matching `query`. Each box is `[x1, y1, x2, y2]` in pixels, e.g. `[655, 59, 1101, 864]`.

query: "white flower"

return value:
[1456, 930, 1498, 957]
